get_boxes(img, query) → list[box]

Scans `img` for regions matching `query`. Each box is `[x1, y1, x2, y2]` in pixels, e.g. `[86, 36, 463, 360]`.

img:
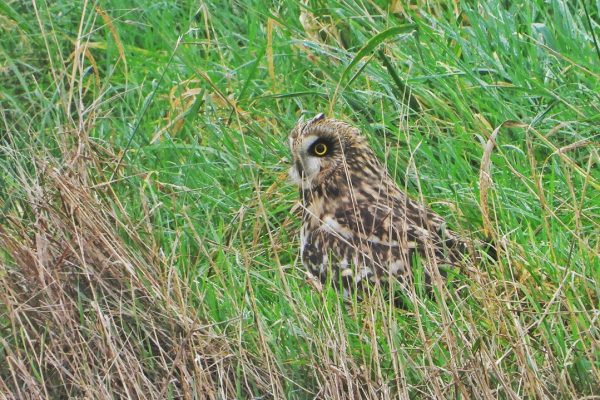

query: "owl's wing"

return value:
[324, 188, 469, 267]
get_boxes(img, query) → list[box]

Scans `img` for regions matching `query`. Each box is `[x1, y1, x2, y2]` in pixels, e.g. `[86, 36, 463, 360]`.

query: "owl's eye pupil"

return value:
[314, 142, 328, 156]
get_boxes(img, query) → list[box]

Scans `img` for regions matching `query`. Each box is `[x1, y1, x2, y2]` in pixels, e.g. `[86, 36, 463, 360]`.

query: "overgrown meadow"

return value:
[1, 1, 598, 398]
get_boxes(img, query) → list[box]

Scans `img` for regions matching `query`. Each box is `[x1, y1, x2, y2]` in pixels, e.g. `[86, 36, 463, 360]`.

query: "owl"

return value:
[288, 114, 475, 291]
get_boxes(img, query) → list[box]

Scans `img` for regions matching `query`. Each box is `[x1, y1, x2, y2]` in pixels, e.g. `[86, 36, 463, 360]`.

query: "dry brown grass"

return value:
[0, 163, 270, 398]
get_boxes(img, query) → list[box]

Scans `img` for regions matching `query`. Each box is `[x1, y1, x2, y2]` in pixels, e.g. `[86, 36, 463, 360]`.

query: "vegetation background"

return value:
[1, 0, 598, 398]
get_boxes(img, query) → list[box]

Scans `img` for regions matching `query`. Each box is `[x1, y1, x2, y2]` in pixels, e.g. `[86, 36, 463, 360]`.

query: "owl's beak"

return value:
[294, 160, 304, 178]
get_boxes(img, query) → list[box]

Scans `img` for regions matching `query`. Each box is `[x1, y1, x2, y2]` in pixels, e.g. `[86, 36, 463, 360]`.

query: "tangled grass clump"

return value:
[0, 163, 270, 398]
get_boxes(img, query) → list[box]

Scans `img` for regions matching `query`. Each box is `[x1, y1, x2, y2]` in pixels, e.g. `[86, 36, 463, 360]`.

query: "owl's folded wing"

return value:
[319, 198, 470, 267]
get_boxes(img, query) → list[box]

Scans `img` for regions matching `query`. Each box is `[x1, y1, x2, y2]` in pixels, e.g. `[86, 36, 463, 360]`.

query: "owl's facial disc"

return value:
[289, 135, 336, 188]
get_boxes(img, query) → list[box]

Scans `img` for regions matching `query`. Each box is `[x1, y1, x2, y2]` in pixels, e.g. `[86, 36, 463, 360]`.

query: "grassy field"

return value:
[1, 0, 598, 398]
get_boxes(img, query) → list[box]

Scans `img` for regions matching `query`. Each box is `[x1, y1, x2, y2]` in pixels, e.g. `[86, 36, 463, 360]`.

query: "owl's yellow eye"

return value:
[313, 142, 328, 156]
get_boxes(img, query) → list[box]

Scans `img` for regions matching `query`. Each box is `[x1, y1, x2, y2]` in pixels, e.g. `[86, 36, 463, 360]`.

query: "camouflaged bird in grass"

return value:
[288, 114, 480, 292]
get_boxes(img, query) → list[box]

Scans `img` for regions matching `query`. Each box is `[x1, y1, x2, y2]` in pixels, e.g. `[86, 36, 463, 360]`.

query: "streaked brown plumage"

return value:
[288, 114, 473, 290]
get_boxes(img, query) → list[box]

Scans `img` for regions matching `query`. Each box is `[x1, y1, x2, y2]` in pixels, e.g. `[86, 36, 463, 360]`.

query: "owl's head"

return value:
[288, 114, 367, 189]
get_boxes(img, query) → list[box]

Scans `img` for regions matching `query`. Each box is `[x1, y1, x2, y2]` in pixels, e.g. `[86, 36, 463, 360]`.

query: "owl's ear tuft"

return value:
[310, 113, 325, 123]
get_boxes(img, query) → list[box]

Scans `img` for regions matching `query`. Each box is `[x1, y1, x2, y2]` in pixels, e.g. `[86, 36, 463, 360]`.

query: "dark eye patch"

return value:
[309, 137, 334, 157]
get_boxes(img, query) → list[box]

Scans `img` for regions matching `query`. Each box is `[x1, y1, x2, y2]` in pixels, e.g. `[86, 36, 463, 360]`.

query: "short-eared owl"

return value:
[289, 114, 473, 290]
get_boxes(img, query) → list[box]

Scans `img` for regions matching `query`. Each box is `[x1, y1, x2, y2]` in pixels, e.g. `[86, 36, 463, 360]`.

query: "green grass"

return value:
[1, 0, 599, 398]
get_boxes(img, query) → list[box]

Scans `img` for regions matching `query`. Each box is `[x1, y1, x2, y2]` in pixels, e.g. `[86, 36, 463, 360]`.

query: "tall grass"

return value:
[1, 0, 598, 398]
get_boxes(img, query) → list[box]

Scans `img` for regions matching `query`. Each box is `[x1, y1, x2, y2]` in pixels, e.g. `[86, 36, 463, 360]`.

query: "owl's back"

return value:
[300, 153, 470, 288]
